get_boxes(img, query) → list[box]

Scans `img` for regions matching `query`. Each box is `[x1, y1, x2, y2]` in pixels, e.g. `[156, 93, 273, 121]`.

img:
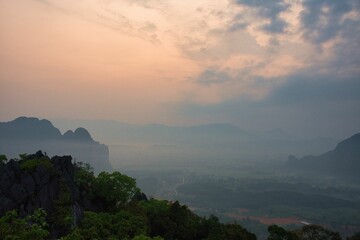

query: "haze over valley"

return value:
[1, 0, 360, 239]
[1, 117, 359, 239]
[51, 118, 340, 168]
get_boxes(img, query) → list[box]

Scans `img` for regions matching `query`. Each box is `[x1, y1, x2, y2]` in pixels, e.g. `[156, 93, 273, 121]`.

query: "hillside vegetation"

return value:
[0, 152, 357, 240]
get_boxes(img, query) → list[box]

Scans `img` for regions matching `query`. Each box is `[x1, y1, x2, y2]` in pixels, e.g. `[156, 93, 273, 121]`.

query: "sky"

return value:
[0, 0, 359, 139]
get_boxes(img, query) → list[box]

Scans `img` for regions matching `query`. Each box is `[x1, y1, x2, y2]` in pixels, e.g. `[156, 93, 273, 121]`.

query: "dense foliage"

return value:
[19, 154, 54, 172]
[267, 224, 347, 240]
[0, 209, 49, 240]
[1, 153, 358, 240]
[0, 154, 257, 239]
[95, 171, 140, 209]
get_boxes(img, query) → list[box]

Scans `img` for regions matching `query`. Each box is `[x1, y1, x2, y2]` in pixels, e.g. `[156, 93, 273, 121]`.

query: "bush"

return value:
[95, 171, 140, 209]
[0, 154, 7, 166]
[20, 157, 54, 172]
[0, 209, 49, 240]
[132, 234, 164, 240]
[66, 210, 148, 240]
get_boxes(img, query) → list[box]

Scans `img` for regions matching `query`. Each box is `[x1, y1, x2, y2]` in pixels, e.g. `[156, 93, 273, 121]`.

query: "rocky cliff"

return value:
[0, 151, 145, 238]
[0, 151, 120, 236]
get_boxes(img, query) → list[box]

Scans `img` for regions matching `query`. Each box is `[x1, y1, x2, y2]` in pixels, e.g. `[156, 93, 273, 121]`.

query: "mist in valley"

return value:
[1, 116, 360, 239]
[1, 0, 360, 239]
[49, 118, 360, 239]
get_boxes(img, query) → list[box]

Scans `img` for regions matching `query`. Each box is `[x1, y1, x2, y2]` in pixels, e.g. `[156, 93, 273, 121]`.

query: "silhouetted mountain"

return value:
[63, 128, 94, 142]
[0, 117, 112, 173]
[51, 119, 338, 166]
[0, 117, 62, 140]
[287, 133, 360, 179]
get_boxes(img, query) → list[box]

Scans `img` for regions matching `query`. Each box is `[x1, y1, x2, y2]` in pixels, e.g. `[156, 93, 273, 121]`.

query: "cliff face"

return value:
[0, 117, 112, 173]
[0, 151, 106, 237]
[0, 152, 75, 216]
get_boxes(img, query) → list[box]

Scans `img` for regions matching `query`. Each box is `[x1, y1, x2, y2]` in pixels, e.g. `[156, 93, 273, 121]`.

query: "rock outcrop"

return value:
[0, 151, 107, 237]
[1, 152, 73, 215]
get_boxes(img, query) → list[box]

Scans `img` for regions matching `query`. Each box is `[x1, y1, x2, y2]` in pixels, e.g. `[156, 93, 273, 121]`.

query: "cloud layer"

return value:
[0, 0, 359, 138]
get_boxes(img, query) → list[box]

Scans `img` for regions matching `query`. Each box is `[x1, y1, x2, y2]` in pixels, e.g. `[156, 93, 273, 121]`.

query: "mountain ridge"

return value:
[0, 117, 112, 173]
[50, 118, 338, 166]
[287, 133, 360, 180]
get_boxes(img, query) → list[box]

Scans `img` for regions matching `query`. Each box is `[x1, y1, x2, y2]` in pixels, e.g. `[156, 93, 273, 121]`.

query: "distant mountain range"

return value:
[2, 117, 352, 171]
[50, 119, 339, 167]
[0, 117, 112, 173]
[287, 133, 360, 179]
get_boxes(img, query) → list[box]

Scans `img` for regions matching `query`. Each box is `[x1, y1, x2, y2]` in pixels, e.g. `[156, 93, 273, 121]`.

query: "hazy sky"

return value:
[0, 0, 359, 138]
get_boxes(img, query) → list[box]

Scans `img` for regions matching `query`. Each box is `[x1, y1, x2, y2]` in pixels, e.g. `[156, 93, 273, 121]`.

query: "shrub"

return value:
[0, 209, 49, 240]
[20, 157, 54, 172]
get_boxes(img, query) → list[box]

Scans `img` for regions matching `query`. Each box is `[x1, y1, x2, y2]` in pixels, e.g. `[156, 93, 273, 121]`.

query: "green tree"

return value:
[19, 153, 28, 160]
[294, 225, 341, 240]
[0, 209, 49, 240]
[140, 199, 176, 238]
[65, 210, 148, 240]
[203, 216, 256, 240]
[95, 171, 140, 209]
[268, 224, 297, 240]
[132, 234, 163, 240]
[197, 215, 221, 239]
[20, 156, 54, 172]
[75, 162, 96, 199]
[0, 154, 7, 166]
[168, 201, 200, 240]
[220, 223, 257, 240]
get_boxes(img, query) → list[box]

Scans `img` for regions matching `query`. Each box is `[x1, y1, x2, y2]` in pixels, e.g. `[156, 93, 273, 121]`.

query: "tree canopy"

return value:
[0, 153, 351, 240]
[95, 171, 140, 209]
